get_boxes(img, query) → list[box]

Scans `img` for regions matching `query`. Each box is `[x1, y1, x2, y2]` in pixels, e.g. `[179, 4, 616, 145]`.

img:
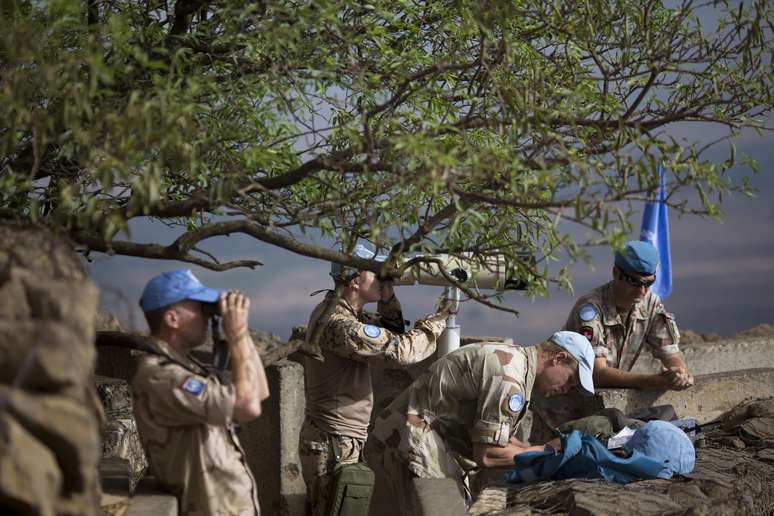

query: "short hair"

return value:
[537, 340, 579, 371]
[333, 270, 361, 287]
[143, 305, 172, 334]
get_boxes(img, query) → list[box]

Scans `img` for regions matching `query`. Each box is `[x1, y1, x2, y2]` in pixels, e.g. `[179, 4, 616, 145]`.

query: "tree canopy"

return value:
[2, 0, 772, 305]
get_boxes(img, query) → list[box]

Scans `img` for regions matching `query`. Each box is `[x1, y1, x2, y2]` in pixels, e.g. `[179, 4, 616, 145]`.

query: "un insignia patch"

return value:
[363, 325, 382, 338]
[579, 304, 598, 322]
[182, 377, 206, 396]
[508, 393, 524, 412]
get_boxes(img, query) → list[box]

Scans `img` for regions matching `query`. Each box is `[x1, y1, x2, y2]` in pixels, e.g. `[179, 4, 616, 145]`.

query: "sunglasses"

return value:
[617, 268, 656, 289]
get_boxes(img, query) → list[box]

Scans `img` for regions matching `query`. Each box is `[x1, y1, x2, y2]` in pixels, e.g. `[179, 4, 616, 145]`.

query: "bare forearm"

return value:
[473, 441, 547, 469]
[661, 353, 688, 372]
[220, 291, 270, 422]
[231, 333, 269, 401]
[593, 366, 666, 389]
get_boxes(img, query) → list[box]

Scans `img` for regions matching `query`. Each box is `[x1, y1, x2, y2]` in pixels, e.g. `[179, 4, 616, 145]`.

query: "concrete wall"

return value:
[522, 367, 774, 442]
[239, 360, 307, 516]
[600, 368, 774, 424]
[631, 335, 774, 376]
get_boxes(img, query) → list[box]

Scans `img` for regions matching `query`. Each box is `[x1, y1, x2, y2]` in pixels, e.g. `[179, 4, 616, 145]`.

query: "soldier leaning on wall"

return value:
[567, 240, 693, 389]
[299, 245, 450, 516]
[132, 269, 270, 515]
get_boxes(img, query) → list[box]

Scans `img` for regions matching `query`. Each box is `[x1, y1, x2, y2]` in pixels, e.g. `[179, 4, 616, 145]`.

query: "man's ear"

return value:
[163, 307, 179, 329]
[553, 351, 570, 366]
[349, 272, 363, 290]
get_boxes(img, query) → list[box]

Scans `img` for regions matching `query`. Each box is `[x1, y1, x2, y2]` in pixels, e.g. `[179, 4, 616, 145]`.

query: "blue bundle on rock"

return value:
[506, 421, 695, 484]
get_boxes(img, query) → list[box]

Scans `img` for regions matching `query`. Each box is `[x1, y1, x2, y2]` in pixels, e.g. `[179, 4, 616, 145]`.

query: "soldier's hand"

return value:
[435, 294, 459, 315]
[660, 367, 693, 390]
[220, 291, 250, 343]
[670, 367, 694, 390]
[545, 437, 562, 451]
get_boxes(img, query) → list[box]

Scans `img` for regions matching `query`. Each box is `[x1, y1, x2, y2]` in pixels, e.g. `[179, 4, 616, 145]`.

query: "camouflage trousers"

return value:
[298, 419, 364, 516]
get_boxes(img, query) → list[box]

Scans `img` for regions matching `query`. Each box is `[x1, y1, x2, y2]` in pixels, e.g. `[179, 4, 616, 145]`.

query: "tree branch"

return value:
[73, 231, 263, 271]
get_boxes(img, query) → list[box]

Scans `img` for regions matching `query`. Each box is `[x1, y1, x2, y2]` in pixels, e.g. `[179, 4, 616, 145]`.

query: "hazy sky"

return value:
[86, 120, 774, 345]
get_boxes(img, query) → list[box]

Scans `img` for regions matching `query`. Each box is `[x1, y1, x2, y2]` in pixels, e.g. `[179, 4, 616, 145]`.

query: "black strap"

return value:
[329, 432, 343, 461]
[148, 348, 209, 377]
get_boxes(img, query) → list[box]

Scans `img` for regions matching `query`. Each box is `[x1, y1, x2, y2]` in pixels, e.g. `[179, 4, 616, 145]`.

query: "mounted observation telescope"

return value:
[392, 253, 528, 291]
[393, 253, 529, 357]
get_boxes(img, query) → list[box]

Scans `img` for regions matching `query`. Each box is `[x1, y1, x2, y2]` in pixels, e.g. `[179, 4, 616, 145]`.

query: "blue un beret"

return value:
[140, 269, 222, 312]
[614, 240, 659, 275]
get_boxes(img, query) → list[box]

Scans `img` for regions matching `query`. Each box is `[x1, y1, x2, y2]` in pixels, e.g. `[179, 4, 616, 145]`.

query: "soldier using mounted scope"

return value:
[299, 245, 451, 516]
[132, 269, 269, 515]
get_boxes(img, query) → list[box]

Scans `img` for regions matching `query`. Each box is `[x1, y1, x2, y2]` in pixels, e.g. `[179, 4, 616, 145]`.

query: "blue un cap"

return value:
[330, 244, 387, 280]
[140, 269, 223, 312]
[548, 330, 595, 395]
[624, 420, 695, 478]
[614, 240, 659, 275]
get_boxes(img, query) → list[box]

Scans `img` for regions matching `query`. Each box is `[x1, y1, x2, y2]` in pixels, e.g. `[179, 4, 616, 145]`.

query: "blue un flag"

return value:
[639, 166, 672, 299]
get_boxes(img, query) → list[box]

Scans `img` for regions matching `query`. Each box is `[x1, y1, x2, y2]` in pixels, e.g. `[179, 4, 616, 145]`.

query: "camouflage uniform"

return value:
[530, 281, 681, 443]
[132, 338, 260, 516]
[366, 342, 537, 512]
[566, 281, 680, 370]
[300, 292, 446, 516]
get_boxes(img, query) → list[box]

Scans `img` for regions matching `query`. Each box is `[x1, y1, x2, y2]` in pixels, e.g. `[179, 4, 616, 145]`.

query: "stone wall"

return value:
[238, 360, 307, 516]
[632, 332, 774, 375]
[0, 223, 102, 515]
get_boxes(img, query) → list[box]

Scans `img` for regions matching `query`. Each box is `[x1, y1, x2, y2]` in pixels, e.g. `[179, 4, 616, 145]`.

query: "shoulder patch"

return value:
[182, 377, 206, 396]
[579, 303, 598, 322]
[508, 393, 525, 412]
[580, 326, 594, 341]
[362, 324, 382, 338]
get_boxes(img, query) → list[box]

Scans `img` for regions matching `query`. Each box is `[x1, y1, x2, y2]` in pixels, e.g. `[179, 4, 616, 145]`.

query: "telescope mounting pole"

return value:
[437, 286, 461, 357]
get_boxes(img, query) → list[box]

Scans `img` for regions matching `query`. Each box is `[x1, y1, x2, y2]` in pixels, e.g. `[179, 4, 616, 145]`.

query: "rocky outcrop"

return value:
[470, 398, 774, 515]
[0, 223, 102, 515]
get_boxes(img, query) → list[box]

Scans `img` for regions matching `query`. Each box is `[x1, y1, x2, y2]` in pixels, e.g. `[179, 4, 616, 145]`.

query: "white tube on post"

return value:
[437, 287, 461, 357]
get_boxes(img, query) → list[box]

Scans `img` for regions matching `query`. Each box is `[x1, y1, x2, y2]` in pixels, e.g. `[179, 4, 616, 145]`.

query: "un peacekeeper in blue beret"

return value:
[366, 331, 596, 513]
[530, 241, 693, 444]
[565, 240, 692, 390]
[299, 245, 450, 516]
[132, 269, 270, 515]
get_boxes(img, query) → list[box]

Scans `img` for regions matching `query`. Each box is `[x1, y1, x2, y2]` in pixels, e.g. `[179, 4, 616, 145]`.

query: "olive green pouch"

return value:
[325, 462, 375, 516]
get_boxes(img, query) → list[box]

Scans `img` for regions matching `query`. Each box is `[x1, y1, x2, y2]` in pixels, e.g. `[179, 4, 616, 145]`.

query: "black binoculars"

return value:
[202, 302, 221, 318]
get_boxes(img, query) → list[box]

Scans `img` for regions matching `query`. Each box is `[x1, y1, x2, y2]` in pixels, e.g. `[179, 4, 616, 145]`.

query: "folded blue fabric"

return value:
[505, 431, 666, 484]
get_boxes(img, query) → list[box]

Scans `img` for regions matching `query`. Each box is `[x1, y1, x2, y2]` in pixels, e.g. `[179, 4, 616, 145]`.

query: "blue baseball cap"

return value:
[614, 240, 659, 275]
[548, 330, 595, 395]
[139, 269, 223, 312]
[330, 244, 387, 280]
[623, 420, 695, 478]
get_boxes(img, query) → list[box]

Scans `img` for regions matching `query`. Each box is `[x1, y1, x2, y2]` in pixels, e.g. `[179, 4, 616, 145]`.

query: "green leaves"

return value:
[1, 0, 772, 291]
